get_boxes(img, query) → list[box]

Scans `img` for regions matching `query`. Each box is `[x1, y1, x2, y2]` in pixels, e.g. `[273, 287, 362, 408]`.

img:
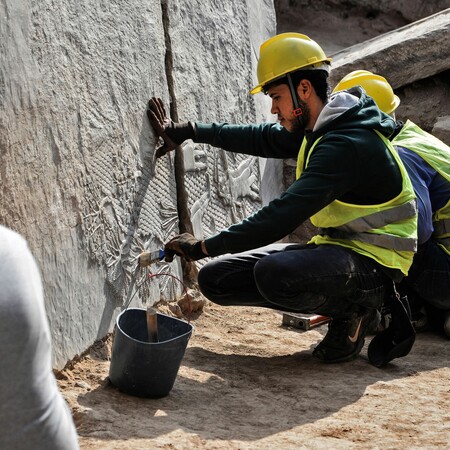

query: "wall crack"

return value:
[160, 0, 198, 286]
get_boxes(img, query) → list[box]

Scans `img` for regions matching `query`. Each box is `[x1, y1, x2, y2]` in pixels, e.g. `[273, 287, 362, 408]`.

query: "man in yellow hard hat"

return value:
[334, 70, 450, 340]
[144, 33, 418, 364]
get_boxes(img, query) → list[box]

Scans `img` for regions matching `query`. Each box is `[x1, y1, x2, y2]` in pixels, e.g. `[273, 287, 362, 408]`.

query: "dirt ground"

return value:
[58, 302, 450, 449]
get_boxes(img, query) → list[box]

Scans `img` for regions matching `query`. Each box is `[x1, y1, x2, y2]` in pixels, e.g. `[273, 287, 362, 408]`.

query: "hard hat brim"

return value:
[250, 85, 263, 95]
[250, 60, 332, 95]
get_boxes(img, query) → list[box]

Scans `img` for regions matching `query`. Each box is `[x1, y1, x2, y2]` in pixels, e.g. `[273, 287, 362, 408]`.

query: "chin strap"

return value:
[287, 73, 304, 125]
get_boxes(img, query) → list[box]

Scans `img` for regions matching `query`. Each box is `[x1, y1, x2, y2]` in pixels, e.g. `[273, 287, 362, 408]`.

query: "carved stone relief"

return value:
[1, 0, 277, 368]
[78, 119, 202, 315]
[181, 142, 262, 243]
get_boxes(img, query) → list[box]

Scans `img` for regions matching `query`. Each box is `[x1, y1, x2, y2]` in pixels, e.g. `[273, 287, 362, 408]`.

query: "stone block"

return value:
[432, 115, 450, 145]
[329, 8, 450, 89]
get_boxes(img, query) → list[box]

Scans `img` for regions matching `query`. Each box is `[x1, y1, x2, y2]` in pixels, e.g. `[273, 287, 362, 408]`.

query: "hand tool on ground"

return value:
[282, 313, 330, 330]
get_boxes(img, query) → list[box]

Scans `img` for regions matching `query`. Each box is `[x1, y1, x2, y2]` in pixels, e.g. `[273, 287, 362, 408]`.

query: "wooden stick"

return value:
[146, 307, 159, 342]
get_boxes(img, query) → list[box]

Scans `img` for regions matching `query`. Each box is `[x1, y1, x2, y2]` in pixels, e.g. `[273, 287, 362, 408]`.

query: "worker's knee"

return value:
[197, 262, 223, 304]
[253, 256, 283, 301]
[253, 255, 307, 308]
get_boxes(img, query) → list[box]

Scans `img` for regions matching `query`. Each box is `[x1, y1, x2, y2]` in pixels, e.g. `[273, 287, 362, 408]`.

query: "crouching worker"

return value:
[334, 70, 450, 339]
[143, 33, 418, 364]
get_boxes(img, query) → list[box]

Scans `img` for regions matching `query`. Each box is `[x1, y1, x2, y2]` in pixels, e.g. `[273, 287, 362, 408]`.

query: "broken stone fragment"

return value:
[432, 116, 450, 145]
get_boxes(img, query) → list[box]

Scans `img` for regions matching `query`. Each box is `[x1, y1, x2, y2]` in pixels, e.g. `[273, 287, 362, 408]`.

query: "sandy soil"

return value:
[57, 302, 450, 449]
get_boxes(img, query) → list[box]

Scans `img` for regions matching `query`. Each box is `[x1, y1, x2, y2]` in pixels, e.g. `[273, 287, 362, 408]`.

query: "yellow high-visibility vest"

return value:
[393, 120, 450, 255]
[296, 131, 418, 275]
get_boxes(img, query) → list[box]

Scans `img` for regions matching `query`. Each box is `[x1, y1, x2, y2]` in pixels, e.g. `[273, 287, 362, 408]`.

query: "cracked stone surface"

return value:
[0, 0, 276, 367]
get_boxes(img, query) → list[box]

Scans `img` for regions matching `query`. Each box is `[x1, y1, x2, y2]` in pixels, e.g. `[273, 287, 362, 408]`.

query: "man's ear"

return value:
[297, 79, 312, 100]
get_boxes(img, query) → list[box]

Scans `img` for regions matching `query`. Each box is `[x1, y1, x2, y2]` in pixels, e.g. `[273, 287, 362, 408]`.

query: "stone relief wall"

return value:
[167, 0, 276, 245]
[0, 0, 276, 368]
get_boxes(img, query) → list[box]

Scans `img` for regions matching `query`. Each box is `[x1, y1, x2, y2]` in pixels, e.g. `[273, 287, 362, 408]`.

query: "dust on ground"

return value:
[57, 302, 450, 449]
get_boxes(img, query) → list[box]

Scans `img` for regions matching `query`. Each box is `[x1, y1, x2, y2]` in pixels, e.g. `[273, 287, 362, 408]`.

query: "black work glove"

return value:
[147, 97, 195, 158]
[164, 233, 207, 262]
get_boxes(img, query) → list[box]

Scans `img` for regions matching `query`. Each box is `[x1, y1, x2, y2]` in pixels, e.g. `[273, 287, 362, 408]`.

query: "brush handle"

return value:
[146, 307, 159, 342]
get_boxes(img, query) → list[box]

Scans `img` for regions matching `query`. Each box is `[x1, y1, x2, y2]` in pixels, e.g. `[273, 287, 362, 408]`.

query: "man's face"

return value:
[267, 83, 308, 132]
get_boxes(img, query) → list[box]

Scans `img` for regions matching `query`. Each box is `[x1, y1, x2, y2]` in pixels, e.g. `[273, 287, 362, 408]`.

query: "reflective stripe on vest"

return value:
[318, 199, 417, 251]
[433, 217, 450, 237]
[433, 210, 450, 255]
[433, 216, 450, 255]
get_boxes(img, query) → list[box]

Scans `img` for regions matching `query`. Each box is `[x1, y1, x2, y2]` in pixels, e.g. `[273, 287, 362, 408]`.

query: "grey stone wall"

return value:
[1, 0, 276, 368]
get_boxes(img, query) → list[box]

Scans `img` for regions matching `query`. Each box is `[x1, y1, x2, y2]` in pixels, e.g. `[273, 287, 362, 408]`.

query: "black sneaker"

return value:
[313, 307, 378, 363]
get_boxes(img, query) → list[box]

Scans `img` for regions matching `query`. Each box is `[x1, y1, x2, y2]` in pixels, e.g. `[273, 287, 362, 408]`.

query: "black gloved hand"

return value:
[147, 97, 195, 158]
[164, 233, 206, 262]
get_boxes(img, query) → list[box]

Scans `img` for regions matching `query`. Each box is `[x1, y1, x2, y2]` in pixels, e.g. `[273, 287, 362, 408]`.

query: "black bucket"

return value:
[109, 308, 193, 398]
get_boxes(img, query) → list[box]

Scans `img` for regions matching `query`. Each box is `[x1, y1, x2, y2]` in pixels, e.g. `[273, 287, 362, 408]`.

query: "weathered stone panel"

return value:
[1, 0, 276, 367]
[1, 0, 172, 367]
[167, 0, 275, 244]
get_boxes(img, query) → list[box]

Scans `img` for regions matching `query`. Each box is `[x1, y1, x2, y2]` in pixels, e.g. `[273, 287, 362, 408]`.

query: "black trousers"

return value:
[198, 243, 393, 319]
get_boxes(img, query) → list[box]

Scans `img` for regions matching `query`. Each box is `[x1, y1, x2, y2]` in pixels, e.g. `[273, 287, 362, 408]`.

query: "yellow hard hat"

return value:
[250, 33, 332, 95]
[333, 70, 400, 114]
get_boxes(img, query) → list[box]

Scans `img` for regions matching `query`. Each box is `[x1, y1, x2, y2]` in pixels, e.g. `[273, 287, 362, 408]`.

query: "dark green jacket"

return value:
[194, 89, 400, 257]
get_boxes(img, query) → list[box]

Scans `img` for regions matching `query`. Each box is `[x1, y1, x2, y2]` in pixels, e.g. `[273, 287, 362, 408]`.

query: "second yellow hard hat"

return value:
[333, 70, 400, 114]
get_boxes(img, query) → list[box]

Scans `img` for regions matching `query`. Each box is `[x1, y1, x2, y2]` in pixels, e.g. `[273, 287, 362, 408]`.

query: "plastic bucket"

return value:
[109, 308, 193, 398]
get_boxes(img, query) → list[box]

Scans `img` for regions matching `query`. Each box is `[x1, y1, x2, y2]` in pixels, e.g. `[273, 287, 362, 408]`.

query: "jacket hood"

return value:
[312, 86, 396, 139]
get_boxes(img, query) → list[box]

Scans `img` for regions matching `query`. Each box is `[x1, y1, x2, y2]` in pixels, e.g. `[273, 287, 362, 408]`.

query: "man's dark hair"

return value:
[264, 69, 330, 103]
